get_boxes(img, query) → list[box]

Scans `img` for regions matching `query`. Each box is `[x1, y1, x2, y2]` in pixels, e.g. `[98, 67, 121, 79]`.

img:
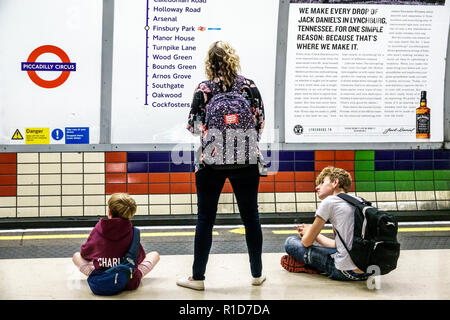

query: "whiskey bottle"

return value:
[416, 91, 430, 139]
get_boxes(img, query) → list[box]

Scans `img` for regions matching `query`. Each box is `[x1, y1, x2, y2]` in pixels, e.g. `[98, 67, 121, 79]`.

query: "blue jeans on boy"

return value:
[193, 164, 262, 280]
[285, 235, 369, 281]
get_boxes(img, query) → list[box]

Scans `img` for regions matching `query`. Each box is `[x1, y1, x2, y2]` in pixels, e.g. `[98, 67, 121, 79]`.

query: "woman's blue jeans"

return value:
[193, 165, 262, 280]
[285, 235, 368, 281]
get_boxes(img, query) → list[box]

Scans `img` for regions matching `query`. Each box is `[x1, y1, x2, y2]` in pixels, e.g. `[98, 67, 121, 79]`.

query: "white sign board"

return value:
[285, 0, 449, 143]
[111, 0, 279, 144]
[0, 0, 103, 145]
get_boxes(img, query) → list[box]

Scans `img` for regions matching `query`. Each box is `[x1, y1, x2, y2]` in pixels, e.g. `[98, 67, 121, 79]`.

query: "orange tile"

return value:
[294, 172, 315, 182]
[106, 183, 127, 194]
[0, 164, 16, 175]
[275, 182, 295, 192]
[296, 182, 315, 192]
[260, 174, 274, 182]
[127, 173, 148, 184]
[259, 183, 274, 193]
[149, 184, 170, 194]
[105, 163, 126, 173]
[0, 186, 16, 196]
[105, 152, 127, 163]
[106, 173, 126, 184]
[0, 175, 16, 186]
[315, 161, 334, 172]
[191, 183, 197, 194]
[149, 173, 170, 183]
[170, 173, 191, 183]
[336, 161, 354, 171]
[274, 172, 295, 182]
[335, 151, 354, 161]
[171, 183, 191, 194]
[128, 184, 149, 195]
[0, 153, 16, 163]
[315, 151, 335, 161]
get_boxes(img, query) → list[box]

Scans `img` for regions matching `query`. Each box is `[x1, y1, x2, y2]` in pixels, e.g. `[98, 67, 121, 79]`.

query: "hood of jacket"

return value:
[96, 217, 132, 241]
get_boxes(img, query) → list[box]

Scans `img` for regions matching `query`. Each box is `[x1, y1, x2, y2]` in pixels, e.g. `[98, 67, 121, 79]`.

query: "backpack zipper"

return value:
[114, 273, 118, 284]
[374, 241, 383, 250]
[130, 268, 133, 279]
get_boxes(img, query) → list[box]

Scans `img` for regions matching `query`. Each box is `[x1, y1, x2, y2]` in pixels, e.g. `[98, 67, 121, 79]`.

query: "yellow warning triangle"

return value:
[11, 129, 23, 140]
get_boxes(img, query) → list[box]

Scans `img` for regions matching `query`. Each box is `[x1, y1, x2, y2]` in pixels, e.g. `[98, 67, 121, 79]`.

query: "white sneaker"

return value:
[176, 277, 205, 291]
[251, 274, 266, 286]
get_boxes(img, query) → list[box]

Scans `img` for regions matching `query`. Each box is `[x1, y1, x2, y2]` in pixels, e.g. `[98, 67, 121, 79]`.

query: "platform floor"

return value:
[0, 249, 449, 300]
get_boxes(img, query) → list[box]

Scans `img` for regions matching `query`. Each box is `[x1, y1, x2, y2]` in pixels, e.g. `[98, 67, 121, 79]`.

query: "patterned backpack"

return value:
[203, 76, 258, 166]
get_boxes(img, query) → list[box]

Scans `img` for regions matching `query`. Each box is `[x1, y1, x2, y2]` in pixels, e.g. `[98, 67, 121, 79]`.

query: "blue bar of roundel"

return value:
[21, 62, 76, 71]
[149, 152, 170, 162]
[127, 152, 148, 162]
[127, 163, 148, 173]
[375, 150, 394, 161]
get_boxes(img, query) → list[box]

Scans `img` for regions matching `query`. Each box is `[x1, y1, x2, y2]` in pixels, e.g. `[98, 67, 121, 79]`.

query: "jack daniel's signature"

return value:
[383, 128, 415, 135]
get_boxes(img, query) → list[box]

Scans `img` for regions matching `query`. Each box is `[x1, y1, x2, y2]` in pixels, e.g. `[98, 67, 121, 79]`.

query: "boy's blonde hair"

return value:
[315, 166, 352, 193]
[108, 193, 137, 219]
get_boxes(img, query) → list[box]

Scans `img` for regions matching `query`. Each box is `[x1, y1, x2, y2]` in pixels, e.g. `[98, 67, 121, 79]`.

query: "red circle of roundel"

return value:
[26, 45, 71, 89]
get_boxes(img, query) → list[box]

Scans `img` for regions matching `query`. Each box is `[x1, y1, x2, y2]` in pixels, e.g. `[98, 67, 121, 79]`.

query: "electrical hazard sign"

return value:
[11, 129, 24, 140]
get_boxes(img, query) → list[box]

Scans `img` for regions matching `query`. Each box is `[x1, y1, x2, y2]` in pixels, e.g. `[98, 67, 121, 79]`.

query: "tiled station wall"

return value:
[0, 150, 449, 219]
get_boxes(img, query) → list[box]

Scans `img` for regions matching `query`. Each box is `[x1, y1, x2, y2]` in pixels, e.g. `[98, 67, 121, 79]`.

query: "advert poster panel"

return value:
[285, 0, 449, 143]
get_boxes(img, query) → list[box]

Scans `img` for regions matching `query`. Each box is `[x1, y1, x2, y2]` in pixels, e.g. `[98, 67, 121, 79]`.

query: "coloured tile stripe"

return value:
[0, 153, 17, 197]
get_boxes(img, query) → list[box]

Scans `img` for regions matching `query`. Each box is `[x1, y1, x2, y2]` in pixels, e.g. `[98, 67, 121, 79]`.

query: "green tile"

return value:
[415, 181, 434, 191]
[414, 170, 434, 181]
[355, 171, 374, 181]
[395, 181, 415, 191]
[395, 171, 414, 181]
[355, 181, 375, 192]
[375, 171, 394, 181]
[376, 181, 395, 191]
[434, 180, 450, 191]
[355, 161, 374, 171]
[355, 150, 374, 161]
[434, 170, 450, 181]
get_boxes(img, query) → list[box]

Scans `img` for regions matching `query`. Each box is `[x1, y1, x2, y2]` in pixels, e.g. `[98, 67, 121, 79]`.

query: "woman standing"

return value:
[176, 41, 266, 290]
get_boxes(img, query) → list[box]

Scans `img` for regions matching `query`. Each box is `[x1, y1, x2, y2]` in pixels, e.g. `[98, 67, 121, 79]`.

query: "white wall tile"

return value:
[132, 195, 149, 205]
[275, 192, 296, 202]
[376, 192, 396, 202]
[135, 205, 149, 215]
[170, 194, 191, 204]
[217, 204, 234, 214]
[276, 203, 297, 213]
[297, 203, 316, 212]
[84, 174, 105, 184]
[436, 191, 450, 201]
[0, 197, 16, 207]
[150, 195, 170, 205]
[62, 206, 83, 216]
[416, 191, 436, 201]
[40, 196, 61, 206]
[40, 174, 61, 185]
[17, 197, 38, 207]
[62, 152, 83, 163]
[84, 152, 104, 163]
[296, 192, 316, 202]
[62, 196, 83, 206]
[84, 195, 105, 206]
[84, 206, 107, 216]
[40, 185, 61, 196]
[397, 202, 417, 211]
[0, 207, 16, 218]
[417, 201, 437, 210]
[17, 153, 38, 163]
[355, 192, 376, 202]
[84, 163, 104, 174]
[149, 205, 170, 215]
[62, 174, 83, 185]
[17, 163, 38, 174]
[62, 185, 83, 195]
[40, 207, 61, 217]
[437, 201, 450, 210]
[40, 153, 61, 163]
[84, 184, 105, 195]
[40, 163, 61, 174]
[395, 191, 416, 201]
[170, 204, 192, 215]
[62, 163, 83, 174]
[17, 175, 38, 185]
[17, 186, 38, 196]
[17, 207, 38, 217]
[258, 203, 275, 213]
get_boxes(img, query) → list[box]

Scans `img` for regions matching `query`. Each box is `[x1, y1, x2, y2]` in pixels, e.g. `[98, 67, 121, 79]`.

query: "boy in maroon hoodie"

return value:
[72, 193, 160, 291]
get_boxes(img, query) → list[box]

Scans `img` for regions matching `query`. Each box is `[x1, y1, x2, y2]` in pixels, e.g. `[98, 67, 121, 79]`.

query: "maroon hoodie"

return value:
[80, 217, 146, 290]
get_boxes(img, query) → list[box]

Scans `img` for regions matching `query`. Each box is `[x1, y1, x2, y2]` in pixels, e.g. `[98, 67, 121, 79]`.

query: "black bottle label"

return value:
[416, 114, 430, 134]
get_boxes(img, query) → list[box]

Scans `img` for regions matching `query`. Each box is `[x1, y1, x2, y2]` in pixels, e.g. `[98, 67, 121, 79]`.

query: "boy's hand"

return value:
[294, 224, 310, 237]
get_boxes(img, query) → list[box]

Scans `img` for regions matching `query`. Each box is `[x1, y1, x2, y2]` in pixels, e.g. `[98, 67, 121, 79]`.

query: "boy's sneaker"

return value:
[280, 255, 321, 274]
[176, 277, 205, 291]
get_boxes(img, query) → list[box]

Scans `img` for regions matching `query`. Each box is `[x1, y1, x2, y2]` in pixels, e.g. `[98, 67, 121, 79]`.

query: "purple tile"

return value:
[295, 162, 315, 171]
[414, 150, 433, 160]
[149, 152, 170, 162]
[127, 152, 148, 162]
[148, 163, 170, 173]
[295, 151, 315, 161]
[128, 163, 148, 173]
[414, 161, 433, 170]
[434, 160, 450, 170]
[375, 161, 394, 171]
[375, 150, 394, 161]
[395, 150, 414, 160]
[434, 150, 450, 160]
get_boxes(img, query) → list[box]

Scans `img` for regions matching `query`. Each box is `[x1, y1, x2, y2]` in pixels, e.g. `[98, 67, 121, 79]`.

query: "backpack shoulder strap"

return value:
[336, 193, 363, 206]
[123, 227, 141, 265]
[334, 227, 351, 256]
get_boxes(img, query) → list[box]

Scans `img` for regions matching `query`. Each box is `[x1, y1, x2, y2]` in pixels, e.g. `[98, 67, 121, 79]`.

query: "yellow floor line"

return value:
[272, 227, 450, 235]
[0, 231, 219, 241]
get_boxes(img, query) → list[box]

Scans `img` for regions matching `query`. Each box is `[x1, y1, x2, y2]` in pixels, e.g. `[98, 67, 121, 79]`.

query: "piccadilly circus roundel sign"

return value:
[21, 45, 76, 88]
